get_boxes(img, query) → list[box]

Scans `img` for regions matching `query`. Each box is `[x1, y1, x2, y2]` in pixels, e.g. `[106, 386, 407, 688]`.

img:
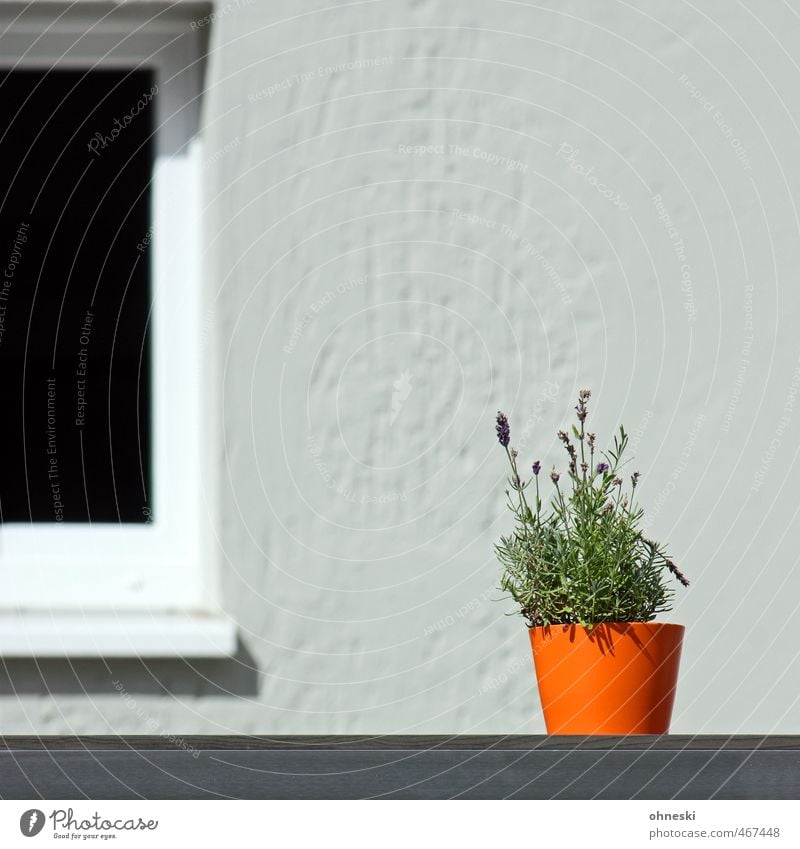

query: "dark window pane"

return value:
[0, 69, 153, 522]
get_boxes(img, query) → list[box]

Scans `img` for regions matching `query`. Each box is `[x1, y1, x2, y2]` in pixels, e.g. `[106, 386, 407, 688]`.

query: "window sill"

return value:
[0, 611, 236, 658]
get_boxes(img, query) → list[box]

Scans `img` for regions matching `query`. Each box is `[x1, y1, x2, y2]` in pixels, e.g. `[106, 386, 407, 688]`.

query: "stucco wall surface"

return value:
[4, 0, 800, 734]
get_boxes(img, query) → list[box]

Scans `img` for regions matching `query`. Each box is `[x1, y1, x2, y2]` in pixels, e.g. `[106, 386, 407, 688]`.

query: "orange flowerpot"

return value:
[529, 622, 684, 735]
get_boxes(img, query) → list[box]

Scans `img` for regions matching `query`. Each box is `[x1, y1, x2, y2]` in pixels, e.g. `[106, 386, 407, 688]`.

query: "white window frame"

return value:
[0, 3, 233, 655]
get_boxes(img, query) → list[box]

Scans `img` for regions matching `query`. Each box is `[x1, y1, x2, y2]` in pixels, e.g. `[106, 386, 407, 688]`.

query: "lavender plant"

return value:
[494, 391, 689, 627]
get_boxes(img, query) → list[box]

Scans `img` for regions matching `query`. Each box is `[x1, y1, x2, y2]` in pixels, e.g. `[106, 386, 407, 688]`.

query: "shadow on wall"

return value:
[0, 638, 259, 696]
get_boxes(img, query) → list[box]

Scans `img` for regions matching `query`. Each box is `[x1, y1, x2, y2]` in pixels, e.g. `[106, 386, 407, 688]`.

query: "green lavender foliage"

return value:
[494, 392, 689, 627]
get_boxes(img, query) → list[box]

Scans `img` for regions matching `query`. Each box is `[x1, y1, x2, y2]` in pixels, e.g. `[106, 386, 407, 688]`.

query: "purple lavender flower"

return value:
[550, 468, 560, 484]
[532, 460, 541, 476]
[495, 411, 510, 447]
[557, 429, 577, 459]
[666, 559, 690, 588]
[575, 389, 591, 423]
[596, 462, 609, 474]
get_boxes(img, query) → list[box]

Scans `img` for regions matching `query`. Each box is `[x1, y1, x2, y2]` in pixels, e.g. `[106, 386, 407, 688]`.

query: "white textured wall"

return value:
[6, 0, 800, 734]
